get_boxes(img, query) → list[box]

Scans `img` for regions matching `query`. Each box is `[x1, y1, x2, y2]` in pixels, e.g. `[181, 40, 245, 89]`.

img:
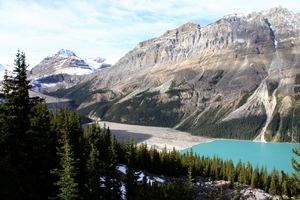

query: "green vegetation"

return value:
[0, 51, 55, 199]
[291, 146, 300, 198]
[104, 91, 183, 127]
[268, 112, 281, 138]
[48, 79, 110, 108]
[190, 115, 266, 140]
[292, 107, 300, 142]
[48, 81, 92, 107]
[1, 51, 300, 199]
[80, 100, 116, 119]
[236, 86, 258, 108]
[266, 106, 300, 143]
[179, 106, 266, 140]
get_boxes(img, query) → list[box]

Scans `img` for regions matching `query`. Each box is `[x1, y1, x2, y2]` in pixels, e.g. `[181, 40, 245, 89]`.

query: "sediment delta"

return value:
[89, 121, 214, 152]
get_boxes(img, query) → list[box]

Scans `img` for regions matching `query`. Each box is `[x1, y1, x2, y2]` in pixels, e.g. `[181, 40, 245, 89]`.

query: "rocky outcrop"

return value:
[50, 7, 300, 142]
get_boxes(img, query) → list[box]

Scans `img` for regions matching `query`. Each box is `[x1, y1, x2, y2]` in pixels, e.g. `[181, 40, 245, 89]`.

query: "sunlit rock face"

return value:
[38, 7, 300, 141]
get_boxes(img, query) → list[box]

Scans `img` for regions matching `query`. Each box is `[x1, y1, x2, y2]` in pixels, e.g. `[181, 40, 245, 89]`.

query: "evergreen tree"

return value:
[291, 146, 300, 198]
[84, 122, 102, 199]
[261, 166, 270, 192]
[109, 135, 122, 199]
[225, 160, 235, 189]
[281, 171, 291, 197]
[102, 135, 122, 200]
[124, 137, 139, 200]
[137, 143, 151, 171]
[187, 162, 194, 191]
[27, 102, 58, 198]
[52, 134, 79, 200]
[244, 162, 252, 185]
[52, 107, 86, 196]
[0, 50, 50, 200]
[250, 165, 260, 189]
[269, 169, 280, 195]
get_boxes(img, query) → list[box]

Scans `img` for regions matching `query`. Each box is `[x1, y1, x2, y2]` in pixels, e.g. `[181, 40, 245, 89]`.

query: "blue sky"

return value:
[0, 0, 299, 67]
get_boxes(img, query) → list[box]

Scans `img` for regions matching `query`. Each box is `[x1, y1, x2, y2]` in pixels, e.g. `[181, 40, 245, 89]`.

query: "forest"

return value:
[0, 51, 300, 199]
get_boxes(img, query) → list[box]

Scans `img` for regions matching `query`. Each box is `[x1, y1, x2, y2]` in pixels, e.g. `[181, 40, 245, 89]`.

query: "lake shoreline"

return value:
[83, 121, 299, 153]
[84, 121, 214, 152]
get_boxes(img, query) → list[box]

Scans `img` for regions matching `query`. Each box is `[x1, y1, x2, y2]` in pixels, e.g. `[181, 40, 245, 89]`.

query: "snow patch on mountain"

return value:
[58, 66, 95, 75]
[52, 49, 111, 74]
[84, 57, 110, 71]
[57, 49, 76, 57]
[0, 64, 14, 81]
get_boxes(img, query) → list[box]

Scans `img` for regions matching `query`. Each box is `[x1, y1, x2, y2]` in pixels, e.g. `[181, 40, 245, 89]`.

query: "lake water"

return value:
[181, 140, 300, 175]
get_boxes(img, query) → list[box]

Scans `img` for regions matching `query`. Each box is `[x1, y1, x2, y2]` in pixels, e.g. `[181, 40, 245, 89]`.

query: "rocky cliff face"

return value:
[50, 7, 300, 142]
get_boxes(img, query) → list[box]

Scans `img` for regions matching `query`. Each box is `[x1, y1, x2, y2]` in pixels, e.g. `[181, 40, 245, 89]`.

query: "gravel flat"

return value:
[91, 121, 214, 151]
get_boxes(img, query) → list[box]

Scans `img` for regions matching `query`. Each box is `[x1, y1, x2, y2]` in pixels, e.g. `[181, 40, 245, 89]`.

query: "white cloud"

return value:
[0, 0, 299, 68]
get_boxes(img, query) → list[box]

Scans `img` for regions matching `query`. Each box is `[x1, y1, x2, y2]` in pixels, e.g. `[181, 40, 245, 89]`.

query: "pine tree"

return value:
[52, 134, 79, 200]
[250, 165, 260, 189]
[84, 122, 102, 199]
[0, 50, 48, 200]
[125, 137, 138, 200]
[261, 166, 270, 192]
[27, 102, 58, 198]
[244, 162, 252, 185]
[281, 171, 291, 197]
[225, 160, 235, 189]
[291, 146, 300, 198]
[186, 162, 197, 199]
[102, 135, 122, 200]
[269, 169, 280, 195]
[187, 162, 194, 191]
[52, 107, 86, 196]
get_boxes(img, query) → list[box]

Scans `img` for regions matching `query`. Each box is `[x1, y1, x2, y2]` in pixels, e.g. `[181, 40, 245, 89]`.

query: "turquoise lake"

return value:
[181, 140, 300, 175]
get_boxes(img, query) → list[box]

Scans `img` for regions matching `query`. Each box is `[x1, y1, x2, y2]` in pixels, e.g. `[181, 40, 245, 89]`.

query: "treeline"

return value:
[1, 51, 299, 199]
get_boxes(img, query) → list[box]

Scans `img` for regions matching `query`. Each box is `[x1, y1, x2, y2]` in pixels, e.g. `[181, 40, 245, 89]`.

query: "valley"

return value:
[1, 6, 300, 143]
[35, 6, 300, 143]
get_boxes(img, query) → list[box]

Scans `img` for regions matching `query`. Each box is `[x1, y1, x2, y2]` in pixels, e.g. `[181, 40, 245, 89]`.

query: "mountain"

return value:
[47, 6, 300, 142]
[0, 64, 13, 81]
[29, 49, 111, 92]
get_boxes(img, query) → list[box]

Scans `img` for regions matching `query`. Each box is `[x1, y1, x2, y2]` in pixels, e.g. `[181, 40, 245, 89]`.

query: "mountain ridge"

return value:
[42, 6, 300, 142]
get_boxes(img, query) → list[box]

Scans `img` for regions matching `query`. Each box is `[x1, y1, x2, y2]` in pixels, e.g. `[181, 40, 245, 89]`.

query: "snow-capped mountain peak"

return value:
[57, 49, 76, 57]
[28, 49, 112, 92]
